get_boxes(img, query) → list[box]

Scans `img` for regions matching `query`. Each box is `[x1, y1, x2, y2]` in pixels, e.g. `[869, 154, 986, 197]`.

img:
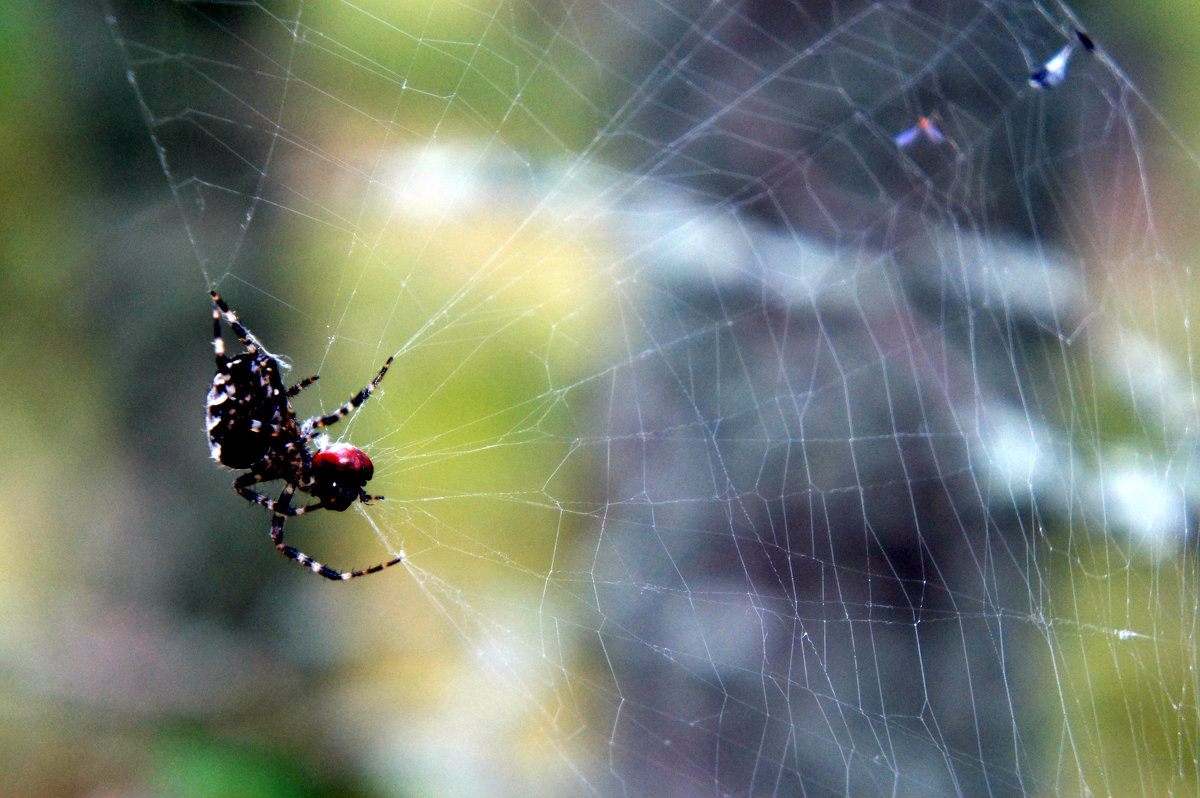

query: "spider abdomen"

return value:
[207, 352, 292, 469]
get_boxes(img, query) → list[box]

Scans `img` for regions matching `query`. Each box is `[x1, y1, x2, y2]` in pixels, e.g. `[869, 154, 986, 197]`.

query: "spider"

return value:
[206, 290, 402, 581]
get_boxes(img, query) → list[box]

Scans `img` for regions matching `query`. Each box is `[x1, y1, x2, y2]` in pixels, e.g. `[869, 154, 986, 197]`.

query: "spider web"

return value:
[108, 0, 1200, 794]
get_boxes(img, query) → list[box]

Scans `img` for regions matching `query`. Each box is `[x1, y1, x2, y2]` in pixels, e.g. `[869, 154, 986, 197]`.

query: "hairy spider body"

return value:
[207, 290, 402, 580]
[206, 340, 296, 469]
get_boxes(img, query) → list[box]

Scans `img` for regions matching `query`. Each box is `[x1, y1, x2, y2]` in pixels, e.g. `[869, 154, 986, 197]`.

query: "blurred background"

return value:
[3, 0, 1200, 795]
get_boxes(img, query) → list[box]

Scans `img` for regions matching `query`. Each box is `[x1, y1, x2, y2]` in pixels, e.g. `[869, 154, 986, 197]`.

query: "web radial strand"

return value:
[107, 0, 1199, 795]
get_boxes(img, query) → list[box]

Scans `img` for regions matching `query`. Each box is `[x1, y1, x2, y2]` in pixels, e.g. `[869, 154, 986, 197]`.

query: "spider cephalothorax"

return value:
[207, 290, 401, 580]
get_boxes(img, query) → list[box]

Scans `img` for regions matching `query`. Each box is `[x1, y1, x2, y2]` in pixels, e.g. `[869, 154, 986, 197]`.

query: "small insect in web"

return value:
[894, 112, 960, 157]
[206, 290, 403, 581]
[1029, 29, 1095, 89]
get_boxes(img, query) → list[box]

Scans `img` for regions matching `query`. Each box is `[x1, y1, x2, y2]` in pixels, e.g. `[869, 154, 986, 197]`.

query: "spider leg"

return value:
[211, 291, 271, 356]
[304, 356, 393, 433]
[287, 374, 319, 397]
[212, 296, 230, 360]
[234, 471, 324, 515]
[270, 484, 404, 581]
[234, 471, 381, 514]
